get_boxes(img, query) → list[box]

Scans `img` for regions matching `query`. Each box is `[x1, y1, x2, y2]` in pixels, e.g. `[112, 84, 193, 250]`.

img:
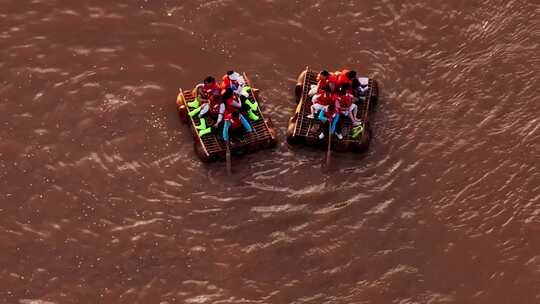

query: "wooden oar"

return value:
[226, 137, 232, 175]
[325, 118, 332, 168]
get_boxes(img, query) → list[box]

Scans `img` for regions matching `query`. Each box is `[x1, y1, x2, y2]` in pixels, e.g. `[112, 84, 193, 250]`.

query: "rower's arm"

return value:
[215, 104, 225, 125]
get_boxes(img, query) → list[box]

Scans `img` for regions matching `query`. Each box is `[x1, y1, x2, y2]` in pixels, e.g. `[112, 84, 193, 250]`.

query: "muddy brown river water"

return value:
[1, 0, 539, 303]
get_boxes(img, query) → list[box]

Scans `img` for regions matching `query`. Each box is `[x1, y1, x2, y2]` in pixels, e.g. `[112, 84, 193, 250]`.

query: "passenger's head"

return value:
[204, 76, 215, 85]
[345, 70, 357, 80]
[228, 72, 241, 83]
[226, 70, 235, 76]
[320, 70, 330, 78]
[339, 83, 351, 95]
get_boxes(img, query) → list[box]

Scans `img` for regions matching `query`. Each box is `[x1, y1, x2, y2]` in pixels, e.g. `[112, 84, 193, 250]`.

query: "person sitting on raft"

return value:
[186, 76, 222, 136]
[336, 83, 362, 126]
[191, 93, 226, 136]
[317, 103, 342, 140]
[222, 70, 259, 121]
[188, 76, 220, 113]
[221, 70, 244, 93]
[208, 94, 225, 128]
[308, 70, 337, 97]
[221, 88, 253, 142]
[308, 84, 334, 119]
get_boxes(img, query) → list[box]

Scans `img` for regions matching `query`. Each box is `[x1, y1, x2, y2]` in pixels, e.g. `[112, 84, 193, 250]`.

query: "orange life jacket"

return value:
[221, 74, 240, 91]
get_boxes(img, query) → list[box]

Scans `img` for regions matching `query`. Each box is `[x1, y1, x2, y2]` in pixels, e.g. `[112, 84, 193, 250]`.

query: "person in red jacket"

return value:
[187, 76, 221, 135]
[336, 83, 362, 126]
[198, 76, 221, 99]
[208, 94, 225, 127]
[308, 85, 335, 119]
[191, 93, 225, 136]
[188, 76, 221, 115]
[308, 70, 338, 96]
[221, 70, 259, 121]
[221, 70, 244, 93]
[317, 103, 342, 140]
[221, 88, 253, 141]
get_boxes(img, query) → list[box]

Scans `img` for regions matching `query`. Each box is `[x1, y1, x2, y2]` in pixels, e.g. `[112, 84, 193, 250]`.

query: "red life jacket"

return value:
[337, 94, 353, 113]
[224, 94, 244, 129]
[203, 82, 220, 97]
[224, 111, 242, 129]
[317, 74, 338, 92]
[224, 95, 240, 115]
[316, 92, 336, 106]
[209, 95, 222, 116]
[194, 84, 211, 101]
[221, 75, 230, 90]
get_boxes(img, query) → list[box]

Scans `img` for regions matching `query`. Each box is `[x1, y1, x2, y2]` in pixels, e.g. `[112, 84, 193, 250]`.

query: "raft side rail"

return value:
[297, 68, 318, 138]
[293, 66, 309, 137]
[294, 66, 314, 137]
[181, 88, 213, 157]
[360, 79, 374, 123]
[242, 72, 271, 133]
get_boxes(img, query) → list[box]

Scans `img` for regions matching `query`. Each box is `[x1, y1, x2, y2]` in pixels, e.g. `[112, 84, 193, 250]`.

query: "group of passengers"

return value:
[307, 69, 368, 140]
[187, 71, 260, 142]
